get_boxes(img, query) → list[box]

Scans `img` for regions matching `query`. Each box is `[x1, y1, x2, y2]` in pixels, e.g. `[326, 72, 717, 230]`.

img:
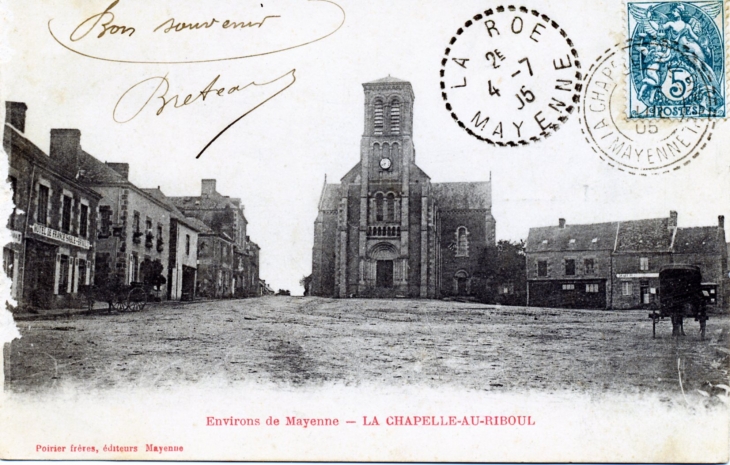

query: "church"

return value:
[311, 77, 496, 298]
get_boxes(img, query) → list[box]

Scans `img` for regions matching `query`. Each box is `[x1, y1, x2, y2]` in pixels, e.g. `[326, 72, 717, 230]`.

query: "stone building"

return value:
[70, 154, 173, 298]
[169, 180, 261, 298]
[526, 212, 728, 310]
[525, 219, 617, 309]
[4, 102, 102, 309]
[141, 188, 203, 301]
[311, 77, 496, 298]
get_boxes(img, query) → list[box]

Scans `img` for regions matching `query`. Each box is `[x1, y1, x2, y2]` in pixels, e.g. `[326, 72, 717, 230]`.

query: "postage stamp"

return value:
[440, 5, 582, 146]
[627, 0, 726, 118]
[581, 43, 714, 174]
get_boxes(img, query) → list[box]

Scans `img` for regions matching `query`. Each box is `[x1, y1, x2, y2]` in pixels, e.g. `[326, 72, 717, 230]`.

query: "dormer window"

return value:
[591, 238, 598, 243]
[373, 99, 384, 135]
[542, 239, 548, 244]
[569, 239, 576, 244]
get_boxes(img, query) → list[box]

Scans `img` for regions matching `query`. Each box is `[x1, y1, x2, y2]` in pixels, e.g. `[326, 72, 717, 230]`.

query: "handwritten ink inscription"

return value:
[48, 0, 345, 64]
[113, 70, 297, 158]
[69, 0, 281, 41]
[47, 1, 343, 157]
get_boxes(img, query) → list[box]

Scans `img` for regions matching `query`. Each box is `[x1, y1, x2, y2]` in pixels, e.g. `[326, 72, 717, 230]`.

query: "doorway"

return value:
[376, 260, 394, 288]
[457, 277, 468, 295]
[640, 285, 650, 305]
[454, 270, 470, 296]
[181, 265, 196, 301]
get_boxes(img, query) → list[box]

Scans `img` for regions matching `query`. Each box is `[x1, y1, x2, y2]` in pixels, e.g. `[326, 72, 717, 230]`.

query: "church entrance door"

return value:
[376, 260, 394, 288]
[457, 277, 468, 295]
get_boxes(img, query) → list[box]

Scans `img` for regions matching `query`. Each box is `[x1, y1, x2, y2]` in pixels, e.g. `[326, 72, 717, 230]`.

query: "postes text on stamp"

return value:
[581, 44, 714, 175]
[440, 5, 581, 146]
[627, 0, 726, 118]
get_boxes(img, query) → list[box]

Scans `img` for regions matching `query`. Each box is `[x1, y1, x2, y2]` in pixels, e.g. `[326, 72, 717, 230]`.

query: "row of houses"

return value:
[3, 101, 264, 310]
[525, 212, 728, 310]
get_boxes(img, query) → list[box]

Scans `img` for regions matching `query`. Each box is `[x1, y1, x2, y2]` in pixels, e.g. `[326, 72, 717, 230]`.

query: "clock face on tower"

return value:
[379, 158, 392, 170]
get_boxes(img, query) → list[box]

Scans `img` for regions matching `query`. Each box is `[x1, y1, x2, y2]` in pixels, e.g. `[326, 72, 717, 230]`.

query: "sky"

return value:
[2, 0, 728, 294]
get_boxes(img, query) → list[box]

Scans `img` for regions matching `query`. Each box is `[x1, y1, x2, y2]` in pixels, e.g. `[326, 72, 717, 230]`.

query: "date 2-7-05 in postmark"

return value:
[440, 5, 582, 146]
[627, 0, 726, 118]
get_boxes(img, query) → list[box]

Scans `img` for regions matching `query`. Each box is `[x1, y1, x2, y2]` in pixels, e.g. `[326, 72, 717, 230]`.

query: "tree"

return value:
[140, 258, 167, 290]
[476, 240, 527, 305]
[299, 274, 313, 296]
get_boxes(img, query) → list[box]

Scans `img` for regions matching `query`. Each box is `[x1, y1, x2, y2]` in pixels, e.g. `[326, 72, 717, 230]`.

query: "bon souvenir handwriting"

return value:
[46, 0, 344, 157]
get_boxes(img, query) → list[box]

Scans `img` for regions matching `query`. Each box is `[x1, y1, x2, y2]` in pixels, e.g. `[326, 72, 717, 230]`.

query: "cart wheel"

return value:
[108, 297, 124, 312]
[127, 287, 147, 312]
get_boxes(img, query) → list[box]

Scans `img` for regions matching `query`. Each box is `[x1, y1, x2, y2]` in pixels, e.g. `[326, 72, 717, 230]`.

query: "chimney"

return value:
[202, 179, 217, 196]
[5, 102, 27, 133]
[719, 215, 725, 229]
[105, 162, 129, 180]
[50, 129, 81, 176]
[669, 210, 678, 229]
[559, 218, 566, 229]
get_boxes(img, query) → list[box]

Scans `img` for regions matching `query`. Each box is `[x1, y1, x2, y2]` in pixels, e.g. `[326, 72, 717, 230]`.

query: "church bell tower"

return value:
[353, 76, 417, 296]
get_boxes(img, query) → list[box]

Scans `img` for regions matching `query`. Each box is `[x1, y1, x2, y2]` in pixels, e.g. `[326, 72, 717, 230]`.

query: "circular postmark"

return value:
[440, 5, 582, 146]
[580, 44, 714, 175]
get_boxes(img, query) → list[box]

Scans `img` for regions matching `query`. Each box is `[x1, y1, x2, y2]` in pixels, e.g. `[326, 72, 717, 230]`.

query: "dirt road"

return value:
[5, 297, 729, 395]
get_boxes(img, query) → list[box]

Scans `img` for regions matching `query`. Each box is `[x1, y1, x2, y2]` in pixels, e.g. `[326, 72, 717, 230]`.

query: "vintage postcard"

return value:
[0, 0, 729, 462]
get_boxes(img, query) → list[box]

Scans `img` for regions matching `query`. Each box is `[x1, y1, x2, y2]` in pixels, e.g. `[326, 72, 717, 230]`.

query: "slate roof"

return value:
[432, 182, 491, 210]
[140, 188, 206, 233]
[365, 76, 408, 84]
[77, 150, 130, 185]
[184, 216, 214, 235]
[526, 222, 618, 253]
[615, 218, 673, 252]
[167, 194, 240, 212]
[526, 215, 726, 255]
[74, 151, 175, 212]
[673, 227, 726, 254]
[318, 184, 342, 211]
[4, 124, 101, 199]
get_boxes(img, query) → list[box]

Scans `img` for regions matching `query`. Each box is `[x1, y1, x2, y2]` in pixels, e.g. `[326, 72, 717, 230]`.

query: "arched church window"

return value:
[373, 143, 381, 159]
[390, 98, 401, 135]
[456, 226, 469, 257]
[375, 193, 384, 221]
[386, 193, 395, 222]
[373, 99, 384, 135]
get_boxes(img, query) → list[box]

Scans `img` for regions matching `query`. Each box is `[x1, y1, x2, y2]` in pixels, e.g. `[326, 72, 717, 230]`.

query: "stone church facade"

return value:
[311, 77, 496, 298]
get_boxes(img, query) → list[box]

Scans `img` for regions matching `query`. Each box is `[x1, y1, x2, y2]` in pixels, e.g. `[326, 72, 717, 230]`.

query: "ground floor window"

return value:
[586, 283, 599, 293]
[562, 283, 575, 291]
[621, 281, 633, 296]
[58, 255, 69, 295]
[78, 259, 87, 287]
[130, 254, 139, 284]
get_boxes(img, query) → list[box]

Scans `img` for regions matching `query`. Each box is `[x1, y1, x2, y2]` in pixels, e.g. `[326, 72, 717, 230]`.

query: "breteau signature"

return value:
[113, 70, 297, 158]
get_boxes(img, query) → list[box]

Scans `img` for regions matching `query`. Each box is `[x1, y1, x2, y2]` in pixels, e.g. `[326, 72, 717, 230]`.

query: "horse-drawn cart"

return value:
[79, 281, 148, 313]
[648, 264, 712, 339]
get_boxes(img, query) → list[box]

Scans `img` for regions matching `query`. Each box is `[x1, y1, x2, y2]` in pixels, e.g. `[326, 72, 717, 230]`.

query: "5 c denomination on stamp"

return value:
[440, 5, 582, 146]
[581, 44, 714, 174]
